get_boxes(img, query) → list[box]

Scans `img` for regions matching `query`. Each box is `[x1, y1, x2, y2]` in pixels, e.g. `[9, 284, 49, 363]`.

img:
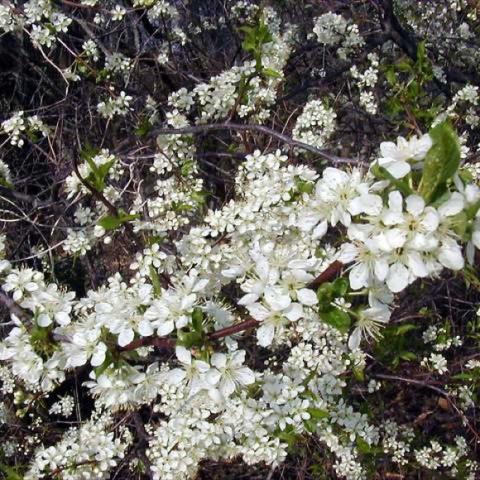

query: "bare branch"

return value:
[151, 123, 365, 166]
[122, 261, 344, 352]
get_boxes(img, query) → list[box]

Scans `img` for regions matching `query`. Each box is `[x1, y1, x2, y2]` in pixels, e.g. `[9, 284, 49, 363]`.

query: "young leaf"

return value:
[332, 277, 349, 297]
[191, 307, 204, 333]
[307, 407, 329, 420]
[262, 68, 281, 79]
[0, 464, 23, 480]
[419, 122, 460, 203]
[321, 307, 351, 333]
[97, 211, 138, 231]
[149, 265, 162, 298]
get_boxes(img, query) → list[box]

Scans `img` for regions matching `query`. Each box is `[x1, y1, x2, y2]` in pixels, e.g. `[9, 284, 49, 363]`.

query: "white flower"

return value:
[64, 331, 107, 368]
[167, 346, 211, 397]
[206, 350, 255, 399]
[436, 238, 464, 271]
[246, 288, 303, 347]
[3, 269, 43, 302]
[340, 226, 389, 290]
[238, 255, 279, 306]
[348, 302, 391, 349]
[111, 5, 126, 21]
[377, 133, 432, 179]
[381, 192, 439, 250]
[22, 284, 75, 327]
[141, 287, 197, 337]
[314, 167, 372, 227]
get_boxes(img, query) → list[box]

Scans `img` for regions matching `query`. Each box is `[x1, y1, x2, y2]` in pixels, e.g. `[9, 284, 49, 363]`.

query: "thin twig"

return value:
[0, 287, 29, 322]
[375, 373, 480, 442]
[151, 123, 364, 165]
[122, 261, 344, 351]
[71, 157, 119, 217]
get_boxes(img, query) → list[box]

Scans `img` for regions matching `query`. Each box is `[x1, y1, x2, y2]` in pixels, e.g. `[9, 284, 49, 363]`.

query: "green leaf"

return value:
[416, 41, 427, 66]
[332, 277, 349, 297]
[316, 283, 334, 310]
[355, 437, 382, 455]
[295, 177, 314, 194]
[239, 20, 272, 74]
[458, 167, 474, 184]
[307, 407, 329, 420]
[465, 198, 480, 220]
[353, 363, 365, 381]
[191, 190, 209, 205]
[96, 160, 115, 184]
[453, 372, 476, 381]
[94, 353, 113, 377]
[85, 154, 100, 177]
[275, 425, 298, 448]
[398, 351, 417, 362]
[356, 438, 373, 454]
[321, 307, 351, 333]
[384, 67, 397, 86]
[180, 160, 194, 177]
[262, 68, 281, 79]
[80, 143, 100, 162]
[419, 122, 460, 203]
[396, 60, 413, 73]
[394, 323, 417, 336]
[80, 145, 115, 192]
[97, 215, 124, 230]
[135, 118, 152, 137]
[149, 265, 162, 298]
[191, 307, 204, 333]
[0, 464, 23, 480]
[448, 211, 468, 237]
[177, 331, 203, 348]
[97, 211, 139, 231]
[0, 177, 13, 189]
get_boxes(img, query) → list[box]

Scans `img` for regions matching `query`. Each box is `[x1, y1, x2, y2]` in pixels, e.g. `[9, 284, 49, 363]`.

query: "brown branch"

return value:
[119, 336, 175, 351]
[151, 123, 363, 165]
[208, 318, 260, 341]
[122, 261, 344, 351]
[0, 185, 56, 209]
[132, 412, 154, 480]
[377, 0, 417, 61]
[71, 157, 118, 217]
[209, 261, 344, 341]
[307, 260, 344, 289]
[374, 373, 480, 442]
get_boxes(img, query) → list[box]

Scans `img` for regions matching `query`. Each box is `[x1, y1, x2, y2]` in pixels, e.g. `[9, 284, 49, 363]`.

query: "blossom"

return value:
[140, 271, 206, 337]
[381, 192, 439, 250]
[339, 227, 389, 290]
[206, 350, 255, 399]
[111, 5, 126, 21]
[167, 346, 212, 397]
[238, 254, 279, 306]
[22, 283, 75, 327]
[3, 269, 43, 302]
[246, 287, 303, 347]
[377, 134, 432, 179]
[348, 302, 391, 349]
[63, 330, 107, 368]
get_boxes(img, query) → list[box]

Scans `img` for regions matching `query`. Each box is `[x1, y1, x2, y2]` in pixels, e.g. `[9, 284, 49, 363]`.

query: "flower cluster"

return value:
[25, 413, 132, 480]
[1, 2, 480, 479]
[312, 13, 364, 60]
[1, 112, 48, 147]
[292, 99, 337, 148]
